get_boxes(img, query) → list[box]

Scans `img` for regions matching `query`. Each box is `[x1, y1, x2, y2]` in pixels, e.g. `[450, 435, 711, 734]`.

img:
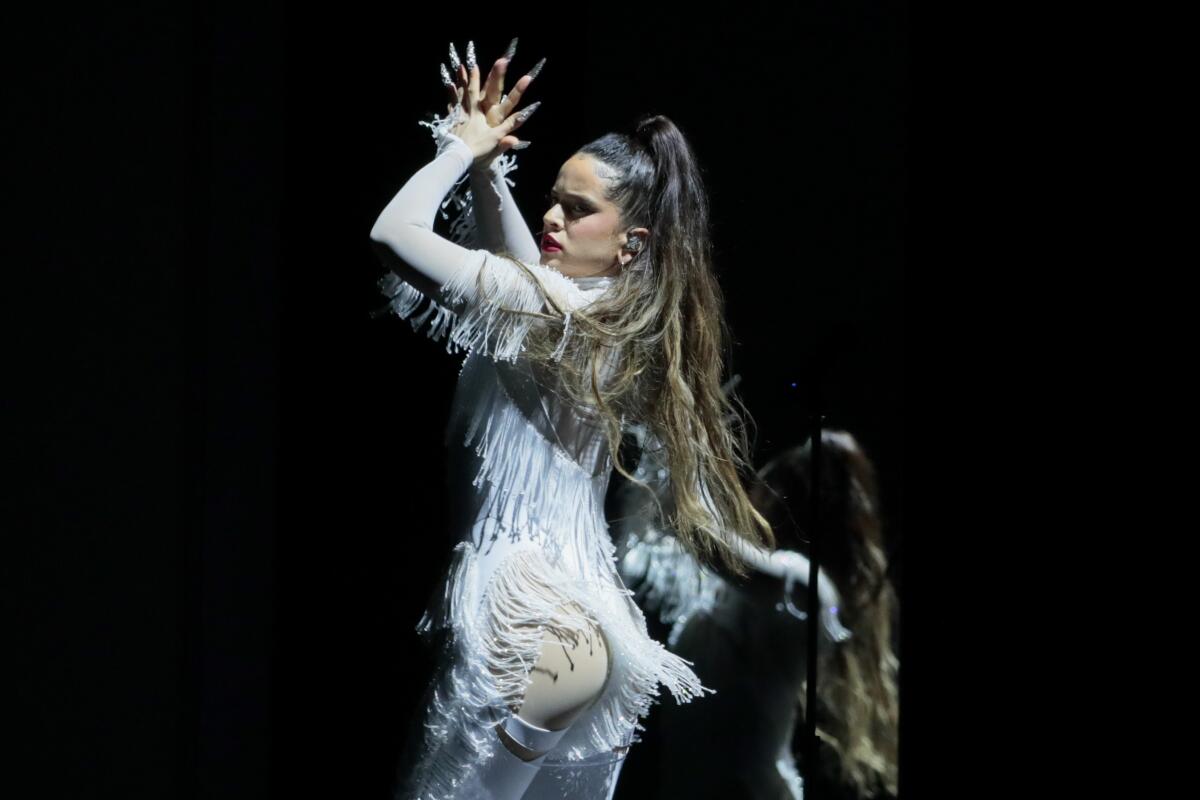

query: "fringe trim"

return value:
[372, 260, 596, 364]
[470, 545, 608, 710]
[410, 541, 711, 796]
[417, 106, 521, 249]
[408, 373, 713, 779]
[617, 526, 725, 648]
[614, 423, 726, 646]
[371, 110, 608, 363]
[395, 101, 663, 800]
[454, 365, 611, 573]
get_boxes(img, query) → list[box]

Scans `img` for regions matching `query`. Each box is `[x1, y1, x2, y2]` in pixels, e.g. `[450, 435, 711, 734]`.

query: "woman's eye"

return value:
[546, 194, 587, 215]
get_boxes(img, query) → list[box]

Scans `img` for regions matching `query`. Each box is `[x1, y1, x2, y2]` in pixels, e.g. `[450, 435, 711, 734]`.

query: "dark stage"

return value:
[9, 3, 929, 798]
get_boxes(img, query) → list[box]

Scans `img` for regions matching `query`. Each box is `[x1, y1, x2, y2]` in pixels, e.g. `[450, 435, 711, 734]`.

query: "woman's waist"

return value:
[459, 505, 613, 551]
[445, 359, 616, 478]
[446, 444, 614, 506]
[461, 513, 622, 588]
[445, 421, 614, 479]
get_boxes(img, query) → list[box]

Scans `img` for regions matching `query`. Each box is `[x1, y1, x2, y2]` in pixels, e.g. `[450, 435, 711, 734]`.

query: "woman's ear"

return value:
[620, 227, 651, 266]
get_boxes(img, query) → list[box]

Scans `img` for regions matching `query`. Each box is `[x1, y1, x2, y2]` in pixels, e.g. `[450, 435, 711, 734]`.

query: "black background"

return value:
[8, 2, 935, 798]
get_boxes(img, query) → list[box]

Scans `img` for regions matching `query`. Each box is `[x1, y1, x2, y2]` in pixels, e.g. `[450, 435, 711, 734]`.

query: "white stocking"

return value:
[469, 713, 571, 800]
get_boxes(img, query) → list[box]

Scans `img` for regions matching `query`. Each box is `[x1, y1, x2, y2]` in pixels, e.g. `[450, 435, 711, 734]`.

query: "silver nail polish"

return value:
[466, 41, 477, 70]
[448, 43, 461, 73]
[517, 100, 541, 123]
[503, 37, 518, 61]
[527, 57, 546, 80]
[439, 63, 454, 88]
[512, 140, 531, 150]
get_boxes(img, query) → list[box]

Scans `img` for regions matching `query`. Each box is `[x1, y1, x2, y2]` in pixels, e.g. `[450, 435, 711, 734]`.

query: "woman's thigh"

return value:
[516, 600, 611, 731]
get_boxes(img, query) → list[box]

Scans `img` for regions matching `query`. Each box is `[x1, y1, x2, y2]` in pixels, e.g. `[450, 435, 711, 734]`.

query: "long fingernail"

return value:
[466, 41, 477, 71]
[439, 63, 454, 88]
[512, 140, 531, 150]
[528, 57, 546, 80]
[516, 101, 541, 122]
[503, 37, 518, 61]
[447, 43, 461, 73]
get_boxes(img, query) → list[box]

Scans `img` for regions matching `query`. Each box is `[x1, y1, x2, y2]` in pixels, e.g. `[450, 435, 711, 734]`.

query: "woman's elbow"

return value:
[369, 219, 393, 245]
[369, 228, 400, 268]
[370, 219, 432, 252]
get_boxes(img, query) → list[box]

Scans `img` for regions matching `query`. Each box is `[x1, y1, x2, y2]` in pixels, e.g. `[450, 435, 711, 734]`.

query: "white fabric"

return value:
[610, 432, 850, 800]
[373, 131, 708, 800]
[614, 425, 851, 647]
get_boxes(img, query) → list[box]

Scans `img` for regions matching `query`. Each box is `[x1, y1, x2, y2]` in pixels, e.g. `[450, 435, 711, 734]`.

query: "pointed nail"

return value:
[528, 57, 546, 80]
[516, 101, 541, 123]
[466, 41, 477, 71]
[439, 63, 454, 88]
[512, 140, 531, 150]
[447, 43, 461, 73]
[503, 37, 519, 61]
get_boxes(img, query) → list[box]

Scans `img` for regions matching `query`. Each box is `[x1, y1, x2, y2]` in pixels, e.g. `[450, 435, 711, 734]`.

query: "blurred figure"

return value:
[612, 428, 899, 799]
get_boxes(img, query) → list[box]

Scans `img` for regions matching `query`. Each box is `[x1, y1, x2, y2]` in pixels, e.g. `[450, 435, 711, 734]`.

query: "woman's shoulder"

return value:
[477, 253, 614, 313]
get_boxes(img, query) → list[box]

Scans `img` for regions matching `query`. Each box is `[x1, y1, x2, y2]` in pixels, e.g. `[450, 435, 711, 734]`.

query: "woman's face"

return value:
[539, 153, 646, 279]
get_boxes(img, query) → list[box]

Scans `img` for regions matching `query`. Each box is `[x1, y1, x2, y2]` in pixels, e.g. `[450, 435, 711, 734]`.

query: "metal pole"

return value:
[802, 413, 825, 798]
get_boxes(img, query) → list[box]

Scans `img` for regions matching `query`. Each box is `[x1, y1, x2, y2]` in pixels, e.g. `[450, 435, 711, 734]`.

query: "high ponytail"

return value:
[508, 114, 775, 577]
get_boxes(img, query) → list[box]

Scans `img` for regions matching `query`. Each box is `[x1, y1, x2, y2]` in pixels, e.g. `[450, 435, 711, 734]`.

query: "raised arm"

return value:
[444, 47, 543, 262]
[369, 134, 483, 299]
[372, 46, 544, 309]
[369, 133, 603, 362]
[468, 159, 542, 262]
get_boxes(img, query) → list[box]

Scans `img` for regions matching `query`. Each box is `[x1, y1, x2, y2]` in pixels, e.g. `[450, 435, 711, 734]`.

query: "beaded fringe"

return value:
[417, 106, 521, 245]
[386, 106, 705, 799]
[618, 526, 726, 648]
[404, 538, 711, 800]
[370, 107, 600, 364]
[452, 357, 610, 572]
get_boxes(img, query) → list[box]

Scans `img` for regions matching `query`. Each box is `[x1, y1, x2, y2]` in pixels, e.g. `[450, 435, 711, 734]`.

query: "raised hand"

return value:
[440, 39, 545, 167]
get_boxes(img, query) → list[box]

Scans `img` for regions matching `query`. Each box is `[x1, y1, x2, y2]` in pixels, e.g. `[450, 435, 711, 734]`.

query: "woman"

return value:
[615, 429, 899, 799]
[370, 39, 784, 800]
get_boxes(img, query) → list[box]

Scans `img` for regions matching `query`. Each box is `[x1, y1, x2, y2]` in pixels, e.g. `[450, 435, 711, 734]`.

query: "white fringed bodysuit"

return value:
[370, 125, 708, 800]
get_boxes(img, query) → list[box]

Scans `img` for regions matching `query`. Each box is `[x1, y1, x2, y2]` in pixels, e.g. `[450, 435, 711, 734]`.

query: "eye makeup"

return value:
[546, 190, 593, 214]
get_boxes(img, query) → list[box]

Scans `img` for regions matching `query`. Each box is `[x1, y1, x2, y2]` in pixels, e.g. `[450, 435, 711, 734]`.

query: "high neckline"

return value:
[569, 274, 615, 291]
[537, 263, 615, 292]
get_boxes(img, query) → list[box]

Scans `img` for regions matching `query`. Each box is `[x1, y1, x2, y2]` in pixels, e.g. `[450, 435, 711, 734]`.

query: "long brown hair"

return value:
[750, 430, 900, 798]
[480, 114, 774, 577]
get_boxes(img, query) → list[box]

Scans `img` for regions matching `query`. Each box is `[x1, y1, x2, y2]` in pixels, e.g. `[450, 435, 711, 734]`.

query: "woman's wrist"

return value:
[441, 132, 475, 166]
[469, 150, 502, 174]
[441, 132, 489, 170]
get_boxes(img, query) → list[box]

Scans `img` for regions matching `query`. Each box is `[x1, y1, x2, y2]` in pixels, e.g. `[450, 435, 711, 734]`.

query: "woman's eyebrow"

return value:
[550, 189, 597, 203]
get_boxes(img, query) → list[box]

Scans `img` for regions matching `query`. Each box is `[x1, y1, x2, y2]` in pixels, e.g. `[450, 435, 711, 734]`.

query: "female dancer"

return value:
[615, 428, 900, 799]
[370, 39, 786, 800]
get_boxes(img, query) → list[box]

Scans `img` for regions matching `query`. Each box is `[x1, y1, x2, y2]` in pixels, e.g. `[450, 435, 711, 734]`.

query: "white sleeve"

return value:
[692, 472, 777, 574]
[468, 157, 542, 263]
[690, 468, 837, 596]
[369, 134, 589, 362]
[369, 133, 486, 296]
